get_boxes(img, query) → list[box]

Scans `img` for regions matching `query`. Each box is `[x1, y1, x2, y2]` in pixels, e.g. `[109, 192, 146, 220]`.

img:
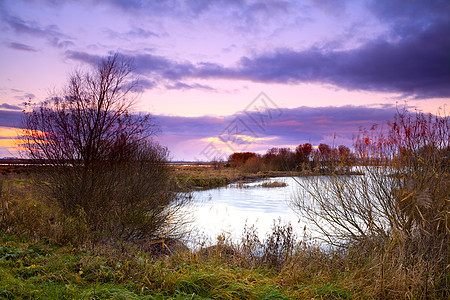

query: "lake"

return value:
[189, 176, 308, 243]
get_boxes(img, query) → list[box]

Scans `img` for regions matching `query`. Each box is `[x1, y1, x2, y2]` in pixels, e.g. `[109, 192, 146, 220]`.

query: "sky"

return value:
[0, 0, 449, 161]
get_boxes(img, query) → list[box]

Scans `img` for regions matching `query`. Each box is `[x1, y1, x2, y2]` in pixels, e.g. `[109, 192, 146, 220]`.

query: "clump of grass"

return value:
[0, 177, 61, 241]
[259, 180, 287, 188]
[233, 180, 287, 189]
[175, 175, 229, 190]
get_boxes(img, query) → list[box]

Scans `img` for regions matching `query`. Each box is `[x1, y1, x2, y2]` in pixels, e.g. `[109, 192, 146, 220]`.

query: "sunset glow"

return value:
[1, 0, 449, 160]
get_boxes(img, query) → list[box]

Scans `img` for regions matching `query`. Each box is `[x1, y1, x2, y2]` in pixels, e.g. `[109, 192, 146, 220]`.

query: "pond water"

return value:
[189, 176, 308, 242]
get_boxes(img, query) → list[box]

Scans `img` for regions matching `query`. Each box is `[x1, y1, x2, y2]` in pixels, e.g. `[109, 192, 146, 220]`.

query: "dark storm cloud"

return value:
[7, 42, 38, 52]
[228, 19, 450, 98]
[368, 0, 450, 32]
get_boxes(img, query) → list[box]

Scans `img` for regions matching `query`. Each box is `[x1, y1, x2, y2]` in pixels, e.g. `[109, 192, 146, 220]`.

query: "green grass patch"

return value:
[176, 175, 229, 190]
[0, 234, 298, 299]
[258, 181, 287, 188]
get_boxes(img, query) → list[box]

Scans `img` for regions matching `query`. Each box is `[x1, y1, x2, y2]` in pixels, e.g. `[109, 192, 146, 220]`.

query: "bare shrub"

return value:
[294, 109, 448, 244]
[18, 54, 188, 245]
[293, 108, 449, 297]
[240, 223, 263, 266]
[262, 219, 295, 268]
[238, 220, 295, 269]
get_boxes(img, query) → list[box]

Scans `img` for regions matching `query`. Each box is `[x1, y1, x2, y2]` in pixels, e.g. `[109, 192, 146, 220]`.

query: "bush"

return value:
[239, 220, 295, 269]
[18, 54, 188, 246]
[241, 156, 264, 173]
[37, 142, 187, 244]
[293, 108, 449, 298]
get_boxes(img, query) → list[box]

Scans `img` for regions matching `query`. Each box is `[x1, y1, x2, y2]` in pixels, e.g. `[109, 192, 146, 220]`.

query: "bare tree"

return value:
[19, 54, 186, 244]
[21, 54, 156, 167]
[294, 109, 449, 247]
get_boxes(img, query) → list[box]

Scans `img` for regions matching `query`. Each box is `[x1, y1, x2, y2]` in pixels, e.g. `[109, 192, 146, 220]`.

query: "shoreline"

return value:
[173, 165, 363, 191]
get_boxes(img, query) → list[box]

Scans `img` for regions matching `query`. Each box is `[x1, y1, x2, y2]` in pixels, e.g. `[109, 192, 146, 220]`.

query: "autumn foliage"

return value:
[228, 143, 355, 173]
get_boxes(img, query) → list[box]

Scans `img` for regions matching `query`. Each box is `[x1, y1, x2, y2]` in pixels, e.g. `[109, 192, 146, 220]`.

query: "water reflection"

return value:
[191, 177, 304, 241]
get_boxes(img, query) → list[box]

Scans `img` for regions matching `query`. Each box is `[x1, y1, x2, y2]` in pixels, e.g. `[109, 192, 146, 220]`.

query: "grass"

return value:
[173, 164, 299, 190]
[1, 167, 448, 299]
[172, 164, 238, 190]
[0, 231, 392, 299]
[176, 175, 230, 190]
[1, 231, 446, 299]
[259, 181, 287, 188]
[0, 233, 297, 299]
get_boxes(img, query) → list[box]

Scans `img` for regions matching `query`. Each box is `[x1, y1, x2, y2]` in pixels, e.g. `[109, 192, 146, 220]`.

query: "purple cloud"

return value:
[369, 0, 449, 33]
[0, 110, 22, 128]
[127, 27, 159, 38]
[155, 115, 226, 137]
[165, 82, 215, 91]
[9, 88, 35, 101]
[0, 103, 22, 110]
[157, 105, 398, 144]
[65, 51, 192, 78]
[132, 79, 157, 92]
[0, 103, 406, 160]
[4, 13, 74, 48]
[228, 19, 450, 98]
[90, 0, 250, 18]
[104, 27, 160, 41]
[7, 42, 37, 52]
[66, 15, 450, 98]
[65, 50, 102, 65]
[53, 0, 449, 97]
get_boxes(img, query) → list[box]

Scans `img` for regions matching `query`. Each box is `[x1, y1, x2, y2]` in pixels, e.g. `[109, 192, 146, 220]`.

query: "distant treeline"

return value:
[228, 143, 355, 173]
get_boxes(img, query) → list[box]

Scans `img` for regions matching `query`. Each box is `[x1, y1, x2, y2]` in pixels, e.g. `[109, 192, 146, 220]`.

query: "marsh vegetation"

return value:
[0, 54, 448, 299]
